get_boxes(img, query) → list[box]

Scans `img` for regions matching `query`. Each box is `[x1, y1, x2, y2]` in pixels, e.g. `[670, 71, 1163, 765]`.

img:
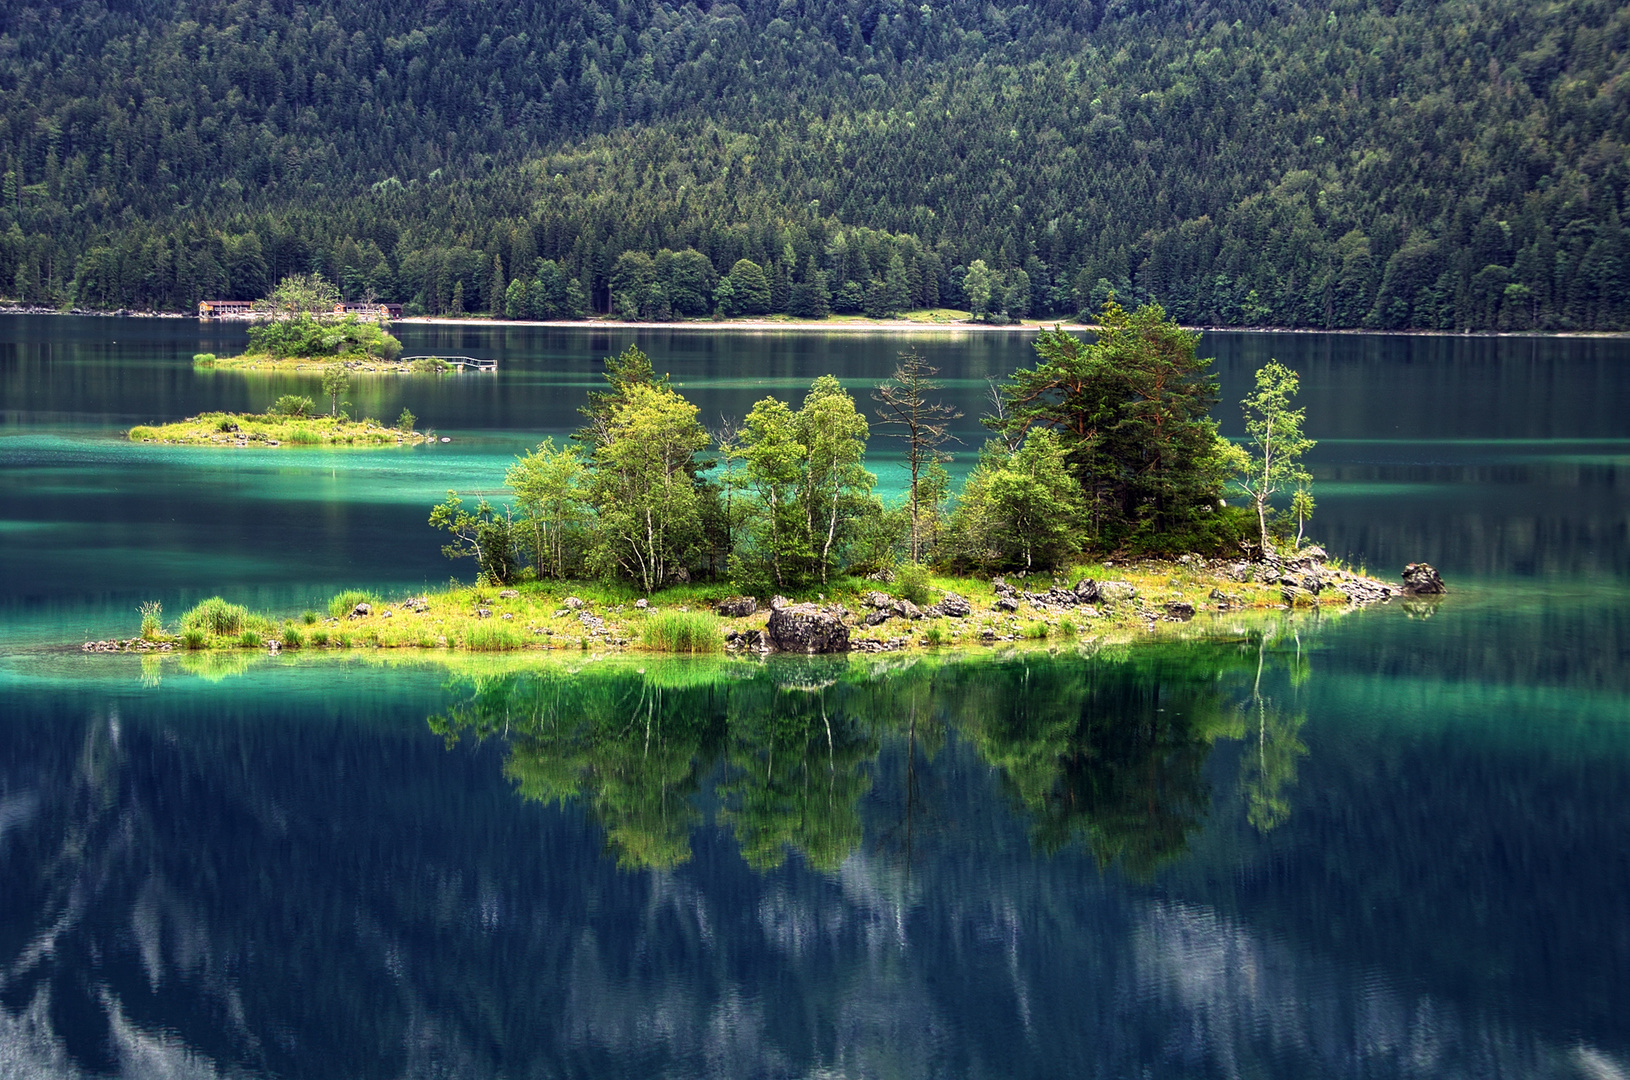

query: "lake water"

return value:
[1, 317, 1628, 1077]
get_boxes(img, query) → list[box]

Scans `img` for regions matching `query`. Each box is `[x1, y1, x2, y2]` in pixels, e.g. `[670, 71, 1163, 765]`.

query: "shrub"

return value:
[310, 629, 329, 646]
[1021, 621, 1049, 640]
[396, 407, 417, 431]
[640, 611, 723, 653]
[465, 624, 524, 651]
[328, 590, 378, 618]
[238, 629, 263, 648]
[894, 561, 935, 607]
[181, 596, 249, 635]
[139, 600, 163, 639]
[215, 415, 239, 432]
[1058, 619, 1078, 637]
[193, 353, 216, 367]
[923, 624, 947, 646]
[301, 610, 319, 625]
[272, 394, 314, 417]
[127, 426, 157, 440]
[180, 629, 207, 650]
[287, 425, 321, 446]
[281, 624, 304, 648]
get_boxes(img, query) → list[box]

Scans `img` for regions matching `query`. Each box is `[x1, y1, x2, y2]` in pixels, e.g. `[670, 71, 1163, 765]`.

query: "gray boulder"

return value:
[1165, 601, 1196, 620]
[498, 589, 520, 599]
[1401, 562, 1446, 595]
[862, 591, 894, 609]
[563, 596, 585, 610]
[348, 602, 372, 618]
[1097, 581, 1137, 603]
[893, 598, 923, 620]
[716, 595, 758, 618]
[994, 596, 1020, 612]
[1072, 578, 1101, 603]
[864, 610, 892, 626]
[938, 592, 972, 618]
[767, 602, 851, 653]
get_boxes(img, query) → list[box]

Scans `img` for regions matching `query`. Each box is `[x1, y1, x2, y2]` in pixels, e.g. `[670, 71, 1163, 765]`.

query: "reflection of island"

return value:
[3, 646, 1627, 1079]
[430, 642, 1314, 875]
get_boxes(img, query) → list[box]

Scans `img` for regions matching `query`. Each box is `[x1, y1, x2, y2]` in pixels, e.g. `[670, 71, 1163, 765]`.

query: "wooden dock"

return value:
[400, 355, 497, 371]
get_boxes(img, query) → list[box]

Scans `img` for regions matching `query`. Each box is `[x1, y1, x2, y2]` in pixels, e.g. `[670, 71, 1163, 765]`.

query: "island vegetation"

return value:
[127, 379, 429, 447]
[194, 273, 410, 371]
[113, 302, 1417, 656]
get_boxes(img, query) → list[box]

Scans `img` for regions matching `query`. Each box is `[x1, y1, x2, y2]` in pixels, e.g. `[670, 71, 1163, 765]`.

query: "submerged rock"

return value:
[1402, 562, 1447, 594]
[767, 602, 850, 653]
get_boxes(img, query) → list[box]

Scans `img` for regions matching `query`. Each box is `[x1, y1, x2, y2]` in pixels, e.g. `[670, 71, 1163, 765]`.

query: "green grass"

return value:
[237, 629, 263, 648]
[281, 623, 304, 648]
[310, 629, 330, 646]
[640, 611, 723, 653]
[301, 610, 319, 625]
[181, 596, 250, 635]
[1021, 621, 1050, 640]
[464, 624, 525, 651]
[923, 624, 948, 646]
[139, 600, 163, 639]
[181, 628, 206, 650]
[329, 590, 379, 618]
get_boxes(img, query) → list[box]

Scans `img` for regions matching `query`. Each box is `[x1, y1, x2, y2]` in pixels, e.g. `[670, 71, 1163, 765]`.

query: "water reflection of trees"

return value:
[431, 637, 1318, 875]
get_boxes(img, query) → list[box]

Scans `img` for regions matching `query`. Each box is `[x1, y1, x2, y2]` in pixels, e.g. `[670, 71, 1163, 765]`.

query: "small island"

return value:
[84, 552, 1415, 658]
[192, 273, 434, 373]
[129, 378, 431, 448]
[99, 304, 1445, 657]
[127, 410, 429, 448]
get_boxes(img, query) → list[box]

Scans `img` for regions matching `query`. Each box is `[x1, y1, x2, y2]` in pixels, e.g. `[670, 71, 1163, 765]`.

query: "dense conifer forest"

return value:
[4, 0, 1629, 328]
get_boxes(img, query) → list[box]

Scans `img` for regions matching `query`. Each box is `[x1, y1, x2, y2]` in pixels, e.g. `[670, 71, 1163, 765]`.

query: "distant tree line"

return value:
[5, 0, 1629, 329]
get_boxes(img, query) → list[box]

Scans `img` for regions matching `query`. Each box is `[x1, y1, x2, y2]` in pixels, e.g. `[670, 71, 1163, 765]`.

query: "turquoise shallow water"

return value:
[1, 317, 1629, 1077]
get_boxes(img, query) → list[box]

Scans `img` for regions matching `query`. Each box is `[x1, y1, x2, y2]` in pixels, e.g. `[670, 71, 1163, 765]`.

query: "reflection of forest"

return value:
[430, 639, 1312, 876]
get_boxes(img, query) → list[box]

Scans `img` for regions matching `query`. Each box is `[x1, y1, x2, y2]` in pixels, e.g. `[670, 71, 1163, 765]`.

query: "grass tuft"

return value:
[181, 596, 249, 636]
[281, 623, 304, 648]
[1021, 621, 1050, 640]
[329, 590, 379, 619]
[465, 624, 525, 651]
[640, 610, 723, 653]
[139, 600, 163, 640]
[181, 628, 206, 650]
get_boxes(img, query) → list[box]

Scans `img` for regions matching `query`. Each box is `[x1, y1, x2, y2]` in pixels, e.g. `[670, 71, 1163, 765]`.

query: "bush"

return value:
[281, 624, 304, 648]
[1021, 621, 1049, 640]
[1058, 619, 1078, 637]
[272, 394, 314, 417]
[181, 629, 207, 650]
[923, 624, 947, 646]
[396, 407, 417, 431]
[894, 561, 935, 607]
[238, 629, 263, 648]
[328, 590, 378, 618]
[465, 624, 525, 651]
[193, 353, 216, 367]
[301, 610, 319, 625]
[215, 415, 239, 432]
[181, 596, 249, 635]
[640, 611, 724, 653]
[310, 629, 329, 646]
[128, 426, 157, 440]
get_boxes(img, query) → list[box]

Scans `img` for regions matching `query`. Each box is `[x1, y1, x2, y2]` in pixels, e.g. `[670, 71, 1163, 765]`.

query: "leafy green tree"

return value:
[320, 364, 350, 417]
[575, 344, 669, 449]
[1233, 360, 1315, 555]
[738, 396, 810, 588]
[963, 259, 996, 319]
[724, 258, 771, 315]
[271, 394, 314, 417]
[428, 492, 520, 584]
[946, 431, 1082, 571]
[506, 439, 591, 579]
[254, 273, 340, 320]
[796, 375, 875, 583]
[588, 383, 711, 592]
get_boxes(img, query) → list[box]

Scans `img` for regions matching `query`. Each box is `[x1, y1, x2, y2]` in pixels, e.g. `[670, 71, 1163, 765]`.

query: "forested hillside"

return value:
[3, 0, 1629, 328]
